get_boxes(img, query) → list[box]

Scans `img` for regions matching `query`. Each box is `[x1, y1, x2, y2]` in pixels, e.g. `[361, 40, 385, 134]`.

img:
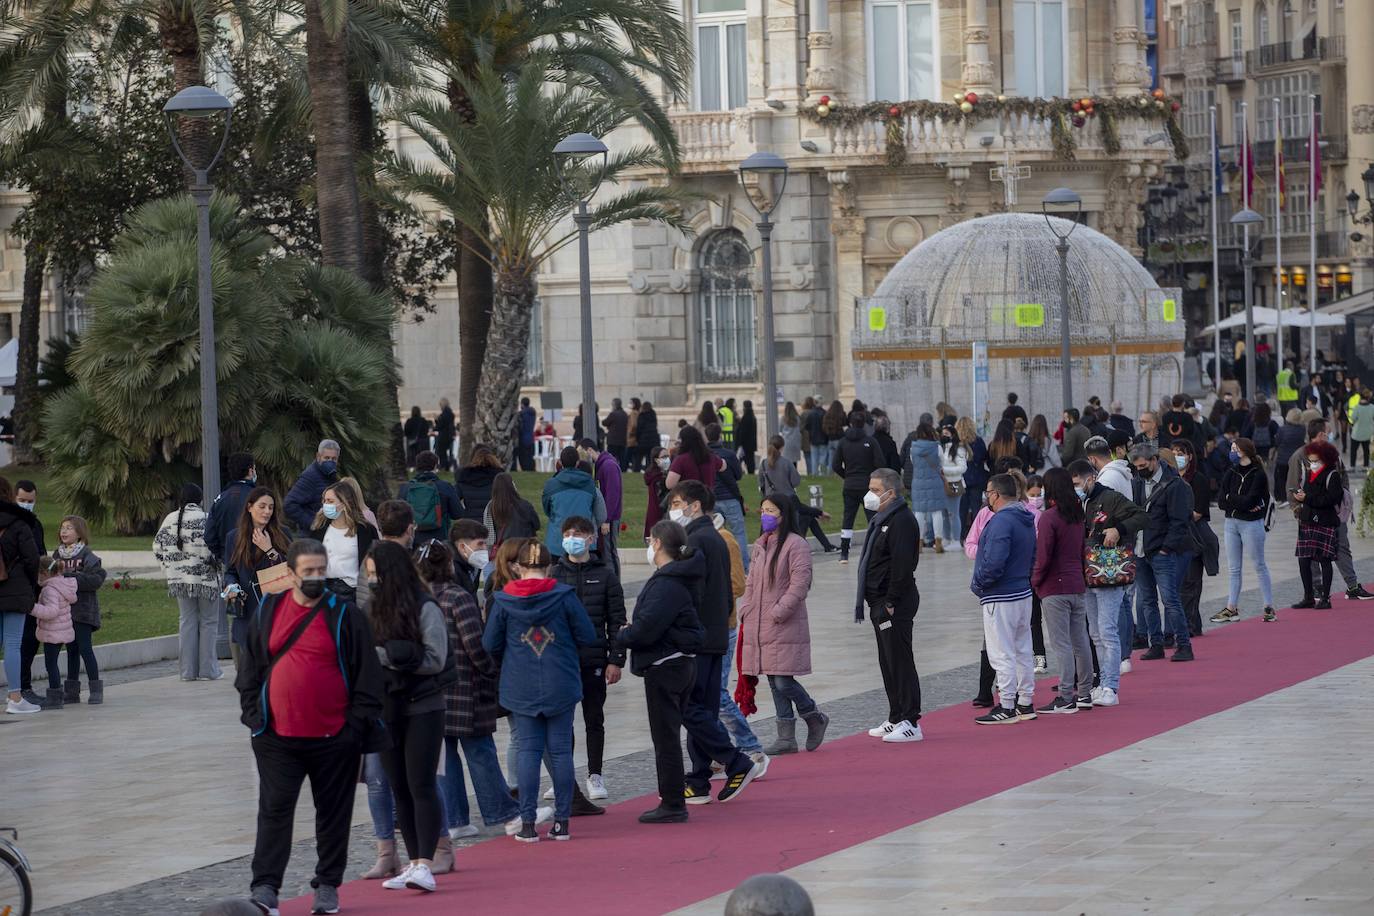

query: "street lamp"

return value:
[1231, 207, 1265, 400]
[164, 85, 233, 503]
[1041, 186, 1082, 412]
[738, 151, 789, 442]
[553, 131, 609, 447]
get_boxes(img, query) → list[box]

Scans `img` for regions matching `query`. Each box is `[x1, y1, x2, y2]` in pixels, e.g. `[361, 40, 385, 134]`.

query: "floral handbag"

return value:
[1083, 510, 1136, 588]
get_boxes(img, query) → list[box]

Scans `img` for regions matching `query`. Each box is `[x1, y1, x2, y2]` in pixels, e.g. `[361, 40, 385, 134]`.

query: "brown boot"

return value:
[933, 537, 945, 554]
[361, 839, 399, 879]
[430, 835, 455, 874]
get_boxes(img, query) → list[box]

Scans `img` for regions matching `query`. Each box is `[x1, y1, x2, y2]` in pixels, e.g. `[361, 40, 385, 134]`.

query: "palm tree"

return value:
[386, 59, 690, 456]
[403, 0, 693, 460]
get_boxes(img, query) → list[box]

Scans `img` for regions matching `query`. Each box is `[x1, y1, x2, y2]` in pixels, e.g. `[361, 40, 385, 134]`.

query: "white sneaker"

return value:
[404, 862, 436, 893]
[449, 824, 480, 840]
[382, 863, 415, 890]
[1093, 687, 1119, 707]
[586, 774, 608, 800]
[1119, 659, 1132, 675]
[867, 721, 896, 738]
[748, 751, 770, 781]
[1034, 655, 1048, 674]
[504, 806, 554, 836]
[542, 786, 555, 800]
[882, 720, 924, 743]
[5, 698, 40, 715]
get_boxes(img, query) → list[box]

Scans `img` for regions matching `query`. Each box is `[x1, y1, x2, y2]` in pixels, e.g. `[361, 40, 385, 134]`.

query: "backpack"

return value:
[1253, 422, 1272, 450]
[405, 479, 444, 531]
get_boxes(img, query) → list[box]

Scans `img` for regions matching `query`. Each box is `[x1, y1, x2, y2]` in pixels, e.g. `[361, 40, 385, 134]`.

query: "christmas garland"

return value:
[804, 91, 1189, 166]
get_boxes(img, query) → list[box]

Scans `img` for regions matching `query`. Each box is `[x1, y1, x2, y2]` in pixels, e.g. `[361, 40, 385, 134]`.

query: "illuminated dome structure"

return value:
[852, 213, 1185, 434]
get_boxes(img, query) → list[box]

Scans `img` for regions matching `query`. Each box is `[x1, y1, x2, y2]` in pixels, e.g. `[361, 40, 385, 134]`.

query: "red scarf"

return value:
[732, 625, 758, 716]
[1307, 465, 1323, 485]
[503, 578, 557, 597]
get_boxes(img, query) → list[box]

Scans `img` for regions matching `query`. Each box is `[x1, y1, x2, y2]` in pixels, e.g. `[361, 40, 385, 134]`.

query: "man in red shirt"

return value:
[236, 540, 385, 916]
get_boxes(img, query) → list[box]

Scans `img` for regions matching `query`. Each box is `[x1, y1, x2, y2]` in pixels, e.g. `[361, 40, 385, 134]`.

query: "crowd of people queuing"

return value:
[4, 372, 1371, 915]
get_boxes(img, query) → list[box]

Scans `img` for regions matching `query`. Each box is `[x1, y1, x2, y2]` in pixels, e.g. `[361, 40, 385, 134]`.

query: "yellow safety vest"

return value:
[1276, 369, 1298, 403]
[718, 406, 735, 443]
[1350, 393, 1361, 423]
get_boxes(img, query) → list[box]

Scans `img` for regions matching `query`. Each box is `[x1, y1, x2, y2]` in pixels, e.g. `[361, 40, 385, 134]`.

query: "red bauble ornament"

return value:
[964, 92, 979, 104]
[818, 95, 830, 106]
[1072, 100, 1083, 112]
[1171, 101, 1181, 112]
[888, 105, 902, 118]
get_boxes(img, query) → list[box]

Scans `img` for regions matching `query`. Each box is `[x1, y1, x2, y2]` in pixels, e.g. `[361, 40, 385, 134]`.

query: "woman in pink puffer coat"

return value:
[738, 494, 829, 755]
[31, 563, 77, 709]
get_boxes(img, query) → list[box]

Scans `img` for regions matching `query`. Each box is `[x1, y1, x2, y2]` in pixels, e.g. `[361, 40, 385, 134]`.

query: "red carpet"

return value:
[282, 597, 1374, 915]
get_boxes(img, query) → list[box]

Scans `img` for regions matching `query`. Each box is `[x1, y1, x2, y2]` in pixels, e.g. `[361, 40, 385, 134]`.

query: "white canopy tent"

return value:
[1199, 307, 1345, 336]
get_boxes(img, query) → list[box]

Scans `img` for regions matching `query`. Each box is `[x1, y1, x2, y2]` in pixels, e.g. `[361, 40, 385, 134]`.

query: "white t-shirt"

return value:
[323, 525, 360, 587]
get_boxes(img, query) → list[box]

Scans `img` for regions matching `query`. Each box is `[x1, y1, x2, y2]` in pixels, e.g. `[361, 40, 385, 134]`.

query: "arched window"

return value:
[697, 230, 757, 381]
[1256, 1, 1270, 46]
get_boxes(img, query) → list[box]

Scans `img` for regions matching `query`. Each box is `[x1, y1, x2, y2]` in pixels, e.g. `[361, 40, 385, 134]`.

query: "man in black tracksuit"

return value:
[552, 516, 627, 799]
[832, 411, 883, 562]
[669, 481, 762, 805]
[1129, 444, 1196, 661]
[853, 468, 923, 741]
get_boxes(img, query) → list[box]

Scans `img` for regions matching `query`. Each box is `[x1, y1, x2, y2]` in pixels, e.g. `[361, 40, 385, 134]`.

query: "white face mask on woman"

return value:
[645, 541, 659, 566]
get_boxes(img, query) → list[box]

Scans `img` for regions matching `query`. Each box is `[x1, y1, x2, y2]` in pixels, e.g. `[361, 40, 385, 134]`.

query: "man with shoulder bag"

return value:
[1070, 460, 1148, 706]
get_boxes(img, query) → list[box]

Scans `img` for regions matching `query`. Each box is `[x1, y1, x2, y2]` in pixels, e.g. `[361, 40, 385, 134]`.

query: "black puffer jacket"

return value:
[832, 426, 882, 492]
[455, 464, 502, 522]
[614, 552, 706, 675]
[552, 555, 628, 668]
[684, 515, 733, 655]
[0, 501, 40, 613]
[1217, 464, 1269, 521]
[1133, 465, 1196, 556]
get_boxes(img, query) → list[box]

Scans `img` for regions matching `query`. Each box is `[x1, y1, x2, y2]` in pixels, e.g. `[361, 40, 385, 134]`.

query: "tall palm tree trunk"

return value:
[156, 7, 209, 179]
[473, 267, 535, 465]
[305, 0, 364, 274]
[12, 240, 46, 463]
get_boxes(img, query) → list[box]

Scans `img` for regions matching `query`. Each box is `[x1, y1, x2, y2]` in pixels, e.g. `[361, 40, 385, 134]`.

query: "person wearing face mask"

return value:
[854, 469, 924, 741]
[834, 411, 884, 563]
[970, 474, 1038, 724]
[235, 539, 387, 916]
[551, 516, 627, 802]
[11, 478, 46, 707]
[1171, 438, 1215, 638]
[1211, 438, 1275, 624]
[353, 500, 418, 614]
[310, 484, 379, 601]
[1069, 461, 1147, 706]
[1284, 420, 1373, 601]
[448, 518, 489, 599]
[222, 487, 292, 667]
[542, 448, 604, 559]
[614, 520, 706, 824]
[669, 481, 767, 803]
[285, 439, 341, 533]
[643, 446, 671, 540]
[1128, 444, 1197, 662]
[1291, 439, 1344, 610]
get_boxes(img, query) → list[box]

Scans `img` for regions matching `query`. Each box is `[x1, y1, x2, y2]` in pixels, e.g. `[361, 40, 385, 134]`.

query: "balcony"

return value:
[1214, 55, 1246, 82]
[669, 110, 758, 170]
[1320, 35, 1345, 62]
[1246, 36, 1319, 71]
[1160, 46, 1183, 75]
[1251, 135, 1347, 165]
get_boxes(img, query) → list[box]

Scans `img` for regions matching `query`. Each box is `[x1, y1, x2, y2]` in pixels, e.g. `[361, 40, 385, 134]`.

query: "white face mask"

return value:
[657, 457, 671, 471]
[17, 501, 34, 513]
[645, 543, 658, 566]
[669, 508, 688, 525]
[862, 490, 882, 512]
[467, 548, 489, 569]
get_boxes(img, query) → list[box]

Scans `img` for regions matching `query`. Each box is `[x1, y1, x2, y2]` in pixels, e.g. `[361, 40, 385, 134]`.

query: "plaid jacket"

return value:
[436, 582, 501, 738]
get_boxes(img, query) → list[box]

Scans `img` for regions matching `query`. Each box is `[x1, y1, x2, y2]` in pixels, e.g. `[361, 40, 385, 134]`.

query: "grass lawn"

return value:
[90, 578, 181, 645]
[503, 468, 850, 543]
[6, 467, 153, 551]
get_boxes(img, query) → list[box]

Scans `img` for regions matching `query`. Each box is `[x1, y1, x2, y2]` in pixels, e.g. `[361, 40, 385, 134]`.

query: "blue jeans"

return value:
[719, 628, 762, 753]
[513, 709, 575, 822]
[1225, 517, 1274, 608]
[1136, 552, 1192, 648]
[364, 752, 450, 840]
[1118, 585, 1135, 660]
[1084, 586, 1125, 691]
[914, 510, 945, 546]
[810, 445, 828, 477]
[716, 498, 750, 571]
[443, 734, 520, 828]
[943, 493, 963, 542]
[2, 611, 25, 693]
[766, 674, 817, 720]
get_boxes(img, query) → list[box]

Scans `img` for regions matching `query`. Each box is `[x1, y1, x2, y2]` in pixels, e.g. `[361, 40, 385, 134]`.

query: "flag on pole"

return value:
[1276, 130, 1286, 210]
[1310, 111, 1323, 201]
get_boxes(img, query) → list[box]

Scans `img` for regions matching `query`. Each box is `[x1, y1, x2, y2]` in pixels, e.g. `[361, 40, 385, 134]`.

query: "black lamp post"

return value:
[1231, 207, 1265, 399]
[1042, 187, 1082, 412]
[738, 151, 789, 442]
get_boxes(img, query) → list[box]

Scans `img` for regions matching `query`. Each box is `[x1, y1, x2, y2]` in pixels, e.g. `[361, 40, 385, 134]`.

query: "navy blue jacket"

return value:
[398, 472, 463, 538]
[206, 479, 254, 562]
[710, 442, 745, 504]
[482, 581, 596, 717]
[614, 552, 706, 675]
[970, 505, 1037, 605]
[285, 461, 338, 533]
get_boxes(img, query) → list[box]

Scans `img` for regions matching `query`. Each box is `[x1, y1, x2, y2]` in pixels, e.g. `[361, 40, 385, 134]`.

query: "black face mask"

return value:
[1132, 465, 1154, 480]
[299, 577, 326, 599]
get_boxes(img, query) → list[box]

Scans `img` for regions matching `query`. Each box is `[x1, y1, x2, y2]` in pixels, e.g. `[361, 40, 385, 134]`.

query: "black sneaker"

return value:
[1263, 606, 1277, 622]
[1131, 634, 1149, 650]
[1293, 596, 1316, 609]
[513, 822, 539, 843]
[1140, 645, 1166, 660]
[1036, 697, 1078, 715]
[250, 885, 280, 916]
[571, 791, 604, 816]
[683, 785, 713, 806]
[1170, 645, 1195, 662]
[1163, 635, 1176, 649]
[717, 760, 762, 803]
[1015, 704, 1037, 721]
[549, 820, 571, 841]
[1348, 585, 1374, 600]
[975, 706, 1020, 725]
[1210, 607, 1240, 623]
[971, 696, 994, 708]
[1314, 597, 1332, 610]
[638, 805, 689, 824]
[1076, 696, 1094, 710]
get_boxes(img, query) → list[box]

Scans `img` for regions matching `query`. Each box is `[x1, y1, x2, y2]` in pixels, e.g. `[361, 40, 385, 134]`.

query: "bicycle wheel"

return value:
[0, 847, 32, 916]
